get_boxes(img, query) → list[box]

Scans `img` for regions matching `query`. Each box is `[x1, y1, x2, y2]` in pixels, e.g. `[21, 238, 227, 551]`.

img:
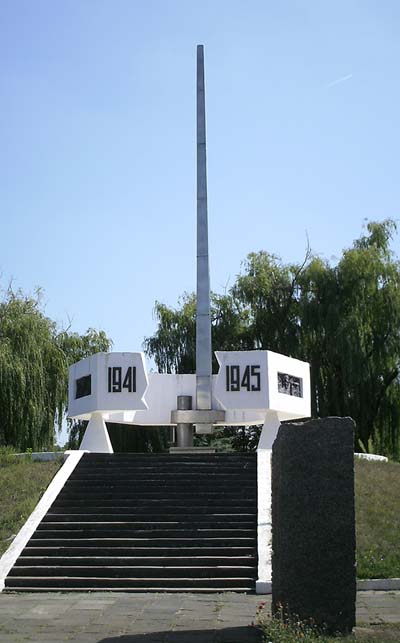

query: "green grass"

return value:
[0, 453, 61, 557]
[355, 459, 400, 579]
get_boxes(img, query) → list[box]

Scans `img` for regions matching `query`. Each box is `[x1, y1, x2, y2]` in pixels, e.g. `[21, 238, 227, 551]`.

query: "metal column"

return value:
[175, 395, 193, 447]
[196, 44, 213, 429]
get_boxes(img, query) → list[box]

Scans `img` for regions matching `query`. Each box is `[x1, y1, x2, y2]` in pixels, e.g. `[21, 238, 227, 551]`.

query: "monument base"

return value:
[79, 413, 113, 453]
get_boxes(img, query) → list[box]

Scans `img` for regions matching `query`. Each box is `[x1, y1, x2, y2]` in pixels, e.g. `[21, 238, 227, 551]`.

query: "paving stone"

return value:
[34, 634, 70, 641]
[0, 590, 399, 642]
[75, 600, 117, 610]
[64, 637, 98, 643]
[127, 623, 167, 633]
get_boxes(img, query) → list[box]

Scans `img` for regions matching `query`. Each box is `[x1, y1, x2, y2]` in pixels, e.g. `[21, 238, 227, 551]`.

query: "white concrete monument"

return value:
[68, 352, 148, 452]
[67, 45, 311, 593]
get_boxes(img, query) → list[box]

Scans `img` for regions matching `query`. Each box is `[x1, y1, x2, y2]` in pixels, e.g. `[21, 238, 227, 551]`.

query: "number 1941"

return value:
[108, 366, 136, 393]
[226, 365, 261, 392]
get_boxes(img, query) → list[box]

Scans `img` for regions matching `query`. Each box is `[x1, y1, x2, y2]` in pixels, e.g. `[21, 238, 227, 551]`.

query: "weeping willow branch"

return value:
[0, 287, 112, 450]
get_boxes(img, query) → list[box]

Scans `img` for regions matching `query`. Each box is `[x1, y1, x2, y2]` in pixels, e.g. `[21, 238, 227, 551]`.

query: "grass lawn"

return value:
[0, 455, 61, 557]
[355, 459, 400, 579]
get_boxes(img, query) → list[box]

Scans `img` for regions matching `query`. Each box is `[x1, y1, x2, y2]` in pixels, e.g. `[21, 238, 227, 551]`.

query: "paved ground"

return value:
[0, 591, 399, 642]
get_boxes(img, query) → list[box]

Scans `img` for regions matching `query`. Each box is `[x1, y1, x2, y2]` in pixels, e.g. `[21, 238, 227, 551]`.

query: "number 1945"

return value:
[226, 365, 261, 392]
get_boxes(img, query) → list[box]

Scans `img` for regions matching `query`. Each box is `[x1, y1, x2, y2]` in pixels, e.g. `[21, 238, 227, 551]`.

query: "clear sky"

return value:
[1, 0, 399, 363]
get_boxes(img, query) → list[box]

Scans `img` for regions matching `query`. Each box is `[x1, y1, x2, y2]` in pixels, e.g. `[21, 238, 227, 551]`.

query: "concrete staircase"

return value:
[5, 452, 257, 592]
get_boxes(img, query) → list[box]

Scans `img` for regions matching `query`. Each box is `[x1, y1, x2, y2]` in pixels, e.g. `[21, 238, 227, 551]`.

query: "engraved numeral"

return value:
[226, 365, 261, 392]
[108, 366, 136, 393]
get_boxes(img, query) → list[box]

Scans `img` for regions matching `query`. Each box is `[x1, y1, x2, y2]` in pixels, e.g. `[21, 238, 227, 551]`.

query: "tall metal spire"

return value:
[196, 44, 212, 414]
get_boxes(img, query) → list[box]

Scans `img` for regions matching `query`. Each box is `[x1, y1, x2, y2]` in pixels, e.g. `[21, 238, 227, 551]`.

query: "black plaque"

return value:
[75, 375, 91, 399]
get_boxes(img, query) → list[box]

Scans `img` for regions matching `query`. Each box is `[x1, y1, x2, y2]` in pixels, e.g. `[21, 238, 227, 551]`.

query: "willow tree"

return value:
[0, 288, 111, 451]
[143, 291, 252, 375]
[145, 220, 400, 459]
[298, 220, 400, 456]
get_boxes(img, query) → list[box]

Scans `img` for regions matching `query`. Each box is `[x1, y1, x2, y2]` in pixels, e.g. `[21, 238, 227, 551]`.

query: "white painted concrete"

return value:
[69, 350, 310, 430]
[215, 350, 311, 419]
[357, 578, 400, 590]
[70, 371, 268, 426]
[266, 350, 311, 418]
[0, 450, 86, 592]
[68, 352, 148, 418]
[79, 412, 113, 453]
[256, 411, 281, 594]
[215, 350, 269, 410]
[355, 453, 388, 462]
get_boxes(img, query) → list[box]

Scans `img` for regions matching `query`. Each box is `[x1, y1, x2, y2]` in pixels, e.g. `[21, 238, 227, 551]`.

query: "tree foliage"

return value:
[0, 287, 111, 451]
[67, 421, 171, 453]
[145, 220, 400, 459]
[107, 423, 170, 453]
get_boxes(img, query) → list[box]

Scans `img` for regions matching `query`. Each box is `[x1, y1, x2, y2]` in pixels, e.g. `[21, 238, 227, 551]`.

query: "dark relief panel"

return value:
[277, 372, 303, 397]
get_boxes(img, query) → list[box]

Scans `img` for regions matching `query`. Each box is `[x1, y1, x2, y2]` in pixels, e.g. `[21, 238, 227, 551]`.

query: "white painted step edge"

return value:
[257, 579, 400, 595]
[357, 578, 400, 591]
[354, 453, 388, 462]
[0, 450, 87, 592]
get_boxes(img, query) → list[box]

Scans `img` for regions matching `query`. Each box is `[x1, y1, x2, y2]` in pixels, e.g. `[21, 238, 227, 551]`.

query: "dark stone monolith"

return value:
[271, 417, 356, 634]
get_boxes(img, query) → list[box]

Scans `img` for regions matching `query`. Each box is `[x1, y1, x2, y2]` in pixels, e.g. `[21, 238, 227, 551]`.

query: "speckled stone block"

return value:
[271, 417, 356, 634]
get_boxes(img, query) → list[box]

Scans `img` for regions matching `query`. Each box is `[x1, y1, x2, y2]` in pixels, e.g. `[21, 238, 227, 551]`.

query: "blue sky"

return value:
[1, 0, 399, 362]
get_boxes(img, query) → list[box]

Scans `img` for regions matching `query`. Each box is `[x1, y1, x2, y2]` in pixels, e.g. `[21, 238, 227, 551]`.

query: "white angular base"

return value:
[79, 413, 113, 453]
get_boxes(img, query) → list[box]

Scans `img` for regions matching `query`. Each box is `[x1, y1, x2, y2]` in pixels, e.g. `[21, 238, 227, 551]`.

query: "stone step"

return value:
[71, 464, 256, 472]
[63, 480, 255, 488]
[28, 537, 256, 548]
[76, 470, 254, 475]
[5, 576, 255, 590]
[57, 494, 254, 504]
[5, 586, 254, 593]
[15, 556, 256, 567]
[66, 477, 256, 484]
[35, 526, 256, 537]
[5, 452, 257, 593]
[51, 501, 256, 511]
[22, 546, 257, 557]
[80, 454, 256, 460]
[8, 565, 257, 579]
[72, 470, 256, 477]
[43, 513, 256, 523]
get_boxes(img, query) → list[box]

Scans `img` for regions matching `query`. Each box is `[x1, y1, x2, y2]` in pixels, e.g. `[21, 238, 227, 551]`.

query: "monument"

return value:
[0, 48, 355, 616]
[67, 45, 311, 592]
